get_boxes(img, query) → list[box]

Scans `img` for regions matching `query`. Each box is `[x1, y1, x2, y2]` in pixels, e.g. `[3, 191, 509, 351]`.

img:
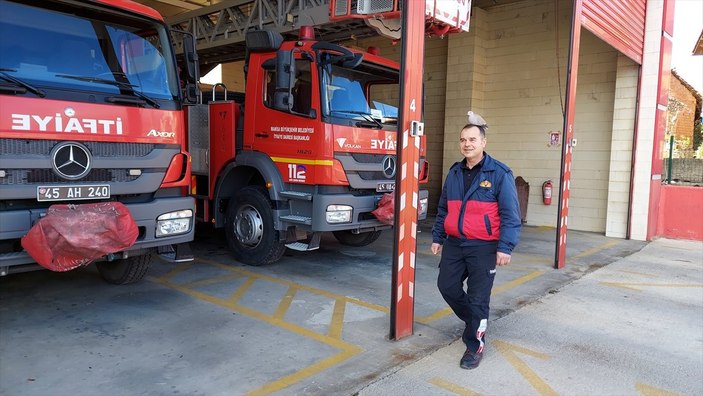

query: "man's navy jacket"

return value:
[432, 153, 522, 255]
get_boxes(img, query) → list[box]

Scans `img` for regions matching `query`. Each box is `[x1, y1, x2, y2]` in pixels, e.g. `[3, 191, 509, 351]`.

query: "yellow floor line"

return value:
[154, 262, 194, 282]
[247, 348, 361, 396]
[180, 273, 244, 289]
[416, 270, 545, 324]
[227, 277, 257, 303]
[428, 377, 482, 396]
[150, 276, 363, 395]
[635, 383, 680, 396]
[493, 340, 557, 396]
[600, 282, 702, 290]
[273, 285, 297, 320]
[616, 269, 659, 278]
[492, 270, 546, 294]
[571, 239, 620, 260]
[150, 258, 545, 393]
[328, 298, 346, 339]
[200, 257, 389, 313]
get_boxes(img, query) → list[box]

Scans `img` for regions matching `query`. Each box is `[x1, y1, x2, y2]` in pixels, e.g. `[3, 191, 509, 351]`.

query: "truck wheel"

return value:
[96, 254, 151, 285]
[332, 230, 382, 247]
[225, 186, 286, 266]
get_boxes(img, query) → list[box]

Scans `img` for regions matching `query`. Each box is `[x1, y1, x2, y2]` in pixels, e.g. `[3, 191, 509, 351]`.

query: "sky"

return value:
[672, 0, 703, 93]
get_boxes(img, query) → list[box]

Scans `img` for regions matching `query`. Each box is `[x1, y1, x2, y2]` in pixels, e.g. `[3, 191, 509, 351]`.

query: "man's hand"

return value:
[431, 243, 442, 255]
[496, 252, 511, 266]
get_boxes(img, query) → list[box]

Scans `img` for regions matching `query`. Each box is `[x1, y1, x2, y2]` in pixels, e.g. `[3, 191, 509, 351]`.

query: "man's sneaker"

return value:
[460, 348, 483, 369]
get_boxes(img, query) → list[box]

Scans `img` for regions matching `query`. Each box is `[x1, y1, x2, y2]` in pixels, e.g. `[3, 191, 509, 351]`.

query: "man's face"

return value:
[459, 126, 486, 164]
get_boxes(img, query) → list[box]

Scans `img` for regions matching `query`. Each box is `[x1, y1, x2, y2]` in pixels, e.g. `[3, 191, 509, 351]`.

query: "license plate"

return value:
[37, 185, 111, 202]
[376, 182, 395, 192]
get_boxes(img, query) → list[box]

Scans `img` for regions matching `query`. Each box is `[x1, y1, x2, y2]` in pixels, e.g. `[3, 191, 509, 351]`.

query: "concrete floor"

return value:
[360, 238, 703, 396]
[0, 219, 654, 395]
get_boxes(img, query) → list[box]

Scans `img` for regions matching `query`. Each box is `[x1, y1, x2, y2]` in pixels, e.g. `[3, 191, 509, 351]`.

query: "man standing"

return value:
[430, 112, 521, 369]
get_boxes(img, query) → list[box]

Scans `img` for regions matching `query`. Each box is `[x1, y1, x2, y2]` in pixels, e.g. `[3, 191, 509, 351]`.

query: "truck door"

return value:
[250, 55, 322, 185]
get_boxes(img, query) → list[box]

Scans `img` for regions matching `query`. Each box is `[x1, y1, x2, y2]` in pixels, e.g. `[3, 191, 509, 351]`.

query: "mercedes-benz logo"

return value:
[381, 155, 396, 179]
[50, 142, 91, 180]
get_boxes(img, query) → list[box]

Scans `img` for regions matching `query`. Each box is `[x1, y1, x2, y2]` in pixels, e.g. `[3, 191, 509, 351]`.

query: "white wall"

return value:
[606, 54, 639, 238]
[630, 0, 665, 241]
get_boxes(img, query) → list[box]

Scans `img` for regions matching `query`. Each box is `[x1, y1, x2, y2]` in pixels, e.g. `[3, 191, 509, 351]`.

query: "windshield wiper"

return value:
[330, 110, 383, 129]
[0, 69, 46, 97]
[56, 74, 160, 108]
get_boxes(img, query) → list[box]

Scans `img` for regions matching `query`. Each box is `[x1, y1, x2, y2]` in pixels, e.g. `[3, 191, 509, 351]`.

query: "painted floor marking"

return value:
[148, 257, 545, 393]
[600, 281, 703, 290]
[616, 269, 659, 278]
[181, 273, 244, 289]
[329, 298, 346, 339]
[570, 239, 620, 260]
[428, 377, 482, 395]
[635, 383, 681, 396]
[228, 276, 257, 303]
[148, 259, 363, 395]
[493, 339, 557, 396]
[273, 285, 297, 320]
[416, 270, 546, 324]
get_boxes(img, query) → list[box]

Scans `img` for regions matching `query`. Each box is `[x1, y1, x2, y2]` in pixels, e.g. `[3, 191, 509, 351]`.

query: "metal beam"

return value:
[166, 0, 376, 66]
[153, 0, 202, 11]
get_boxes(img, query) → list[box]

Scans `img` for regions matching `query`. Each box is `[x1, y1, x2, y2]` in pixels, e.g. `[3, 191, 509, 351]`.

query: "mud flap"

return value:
[21, 202, 139, 272]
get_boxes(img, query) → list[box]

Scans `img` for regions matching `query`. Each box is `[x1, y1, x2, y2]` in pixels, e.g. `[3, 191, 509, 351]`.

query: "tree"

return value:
[693, 119, 702, 156]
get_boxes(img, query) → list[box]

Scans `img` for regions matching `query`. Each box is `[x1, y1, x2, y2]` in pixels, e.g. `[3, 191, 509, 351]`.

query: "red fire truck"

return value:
[0, 0, 199, 283]
[188, 27, 429, 266]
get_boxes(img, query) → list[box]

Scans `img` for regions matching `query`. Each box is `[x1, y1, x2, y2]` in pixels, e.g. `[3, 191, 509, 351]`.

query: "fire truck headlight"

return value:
[156, 210, 193, 237]
[419, 197, 428, 216]
[326, 205, 352, 223]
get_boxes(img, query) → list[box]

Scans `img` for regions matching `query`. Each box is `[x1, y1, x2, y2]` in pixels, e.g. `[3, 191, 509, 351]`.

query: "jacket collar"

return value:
[452, 152, 496, 174]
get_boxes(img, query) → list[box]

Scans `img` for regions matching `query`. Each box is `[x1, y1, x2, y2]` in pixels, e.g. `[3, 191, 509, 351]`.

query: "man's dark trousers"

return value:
[437, 237, 497, 353]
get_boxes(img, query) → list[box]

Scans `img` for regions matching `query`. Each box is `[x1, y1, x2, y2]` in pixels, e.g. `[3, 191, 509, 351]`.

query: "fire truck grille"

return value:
[357, 171, 389, 180]
[0, 139, 154, 156]
[0, 139, 155, 185]
[18, 169, 137, 184]
[350, 153, 387, 163]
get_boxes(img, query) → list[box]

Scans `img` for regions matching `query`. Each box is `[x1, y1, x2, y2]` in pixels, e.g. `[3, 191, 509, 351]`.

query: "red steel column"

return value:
[555, 0, 583, 269]
[390, 0, 425, 340]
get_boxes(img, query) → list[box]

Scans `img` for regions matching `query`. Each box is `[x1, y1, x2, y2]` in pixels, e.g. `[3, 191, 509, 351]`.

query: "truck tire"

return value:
[225, 186, 286, 266]
[332, 230, 382, 247]
[96, 254, 151, 285]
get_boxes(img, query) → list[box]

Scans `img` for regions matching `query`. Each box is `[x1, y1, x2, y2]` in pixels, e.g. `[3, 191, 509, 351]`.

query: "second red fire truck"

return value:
[187, 27, 429, 266]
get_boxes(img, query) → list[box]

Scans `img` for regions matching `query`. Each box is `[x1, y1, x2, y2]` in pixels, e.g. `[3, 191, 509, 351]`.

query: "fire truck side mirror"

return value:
[182, 34, 199, 83]
[274, 49, 295, 112]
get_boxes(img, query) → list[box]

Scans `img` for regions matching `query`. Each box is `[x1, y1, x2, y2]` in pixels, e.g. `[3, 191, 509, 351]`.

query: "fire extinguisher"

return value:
[542, 180, 553, 205]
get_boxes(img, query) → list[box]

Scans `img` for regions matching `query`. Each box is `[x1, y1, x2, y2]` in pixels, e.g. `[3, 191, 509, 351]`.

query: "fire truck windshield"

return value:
[322, 62, 399, 128]
[0, 0, 179, 106]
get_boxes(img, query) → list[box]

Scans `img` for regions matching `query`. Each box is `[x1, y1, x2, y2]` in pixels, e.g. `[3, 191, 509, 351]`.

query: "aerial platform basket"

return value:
[329, 0, 472, 39]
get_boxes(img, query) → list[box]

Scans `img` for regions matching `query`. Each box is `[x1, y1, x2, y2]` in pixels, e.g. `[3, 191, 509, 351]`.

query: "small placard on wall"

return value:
[548, 131, 560, 147]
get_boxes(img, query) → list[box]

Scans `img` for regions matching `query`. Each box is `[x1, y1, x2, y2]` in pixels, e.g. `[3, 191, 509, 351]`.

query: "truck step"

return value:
[280, 191, 313, 200]
[285, 242, 319, 251]
[280, 215, 312, 225]
[285, 232, 321, 251]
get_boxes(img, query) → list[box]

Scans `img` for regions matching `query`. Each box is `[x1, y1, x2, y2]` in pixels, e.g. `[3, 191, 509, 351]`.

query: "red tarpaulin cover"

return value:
[21, 202, 139, 272]
[372, 193, 395, 225]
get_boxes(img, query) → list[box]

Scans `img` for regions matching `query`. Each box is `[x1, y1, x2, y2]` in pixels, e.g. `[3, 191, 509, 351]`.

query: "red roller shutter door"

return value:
[581, 0, 646, 64]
